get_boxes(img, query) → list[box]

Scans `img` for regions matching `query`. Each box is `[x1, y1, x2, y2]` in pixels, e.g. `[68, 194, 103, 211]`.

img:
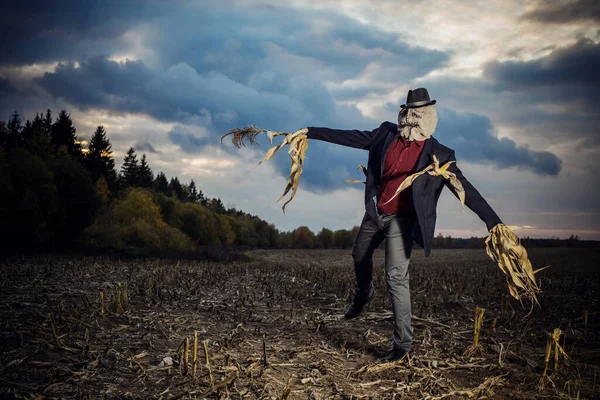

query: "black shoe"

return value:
[380, 347, 409, 363]
[344, 293, 374, 319]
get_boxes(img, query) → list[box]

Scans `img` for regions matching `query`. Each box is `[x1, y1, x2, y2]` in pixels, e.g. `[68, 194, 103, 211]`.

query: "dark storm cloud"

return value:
[34, 57, 339, 132]
[484, 39, 600, 89]
[134, 141, 160, 154]
[142, 3, 449, 96]
[522, 0, 600, 24]
[435, 108, 562, 176]
[0, 77, 15, 94]
[0, 0, 170, 66]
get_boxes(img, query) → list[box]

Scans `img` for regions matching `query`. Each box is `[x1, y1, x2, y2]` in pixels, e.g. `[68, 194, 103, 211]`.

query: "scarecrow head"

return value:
[398, 88, 438, 141]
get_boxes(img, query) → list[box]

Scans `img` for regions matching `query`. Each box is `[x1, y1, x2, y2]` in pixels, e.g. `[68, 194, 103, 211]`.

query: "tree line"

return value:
[2, 109, 592, 256]
[0, 109, 360, 255]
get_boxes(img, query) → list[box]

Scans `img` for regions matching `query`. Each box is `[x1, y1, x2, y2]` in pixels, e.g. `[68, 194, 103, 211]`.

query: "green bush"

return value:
[86, 188, 193, 253]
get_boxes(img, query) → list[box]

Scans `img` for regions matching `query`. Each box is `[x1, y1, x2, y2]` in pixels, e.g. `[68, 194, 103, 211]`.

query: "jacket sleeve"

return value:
[306, 126, 380, 150]
[445, 151, 503, 231]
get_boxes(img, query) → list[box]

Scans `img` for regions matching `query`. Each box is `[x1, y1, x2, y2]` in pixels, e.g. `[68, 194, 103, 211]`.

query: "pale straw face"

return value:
[397, 105, 438, 141]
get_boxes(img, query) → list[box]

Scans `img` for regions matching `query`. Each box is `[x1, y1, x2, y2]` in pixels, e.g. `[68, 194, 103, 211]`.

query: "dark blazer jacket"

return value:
[307, 121, 502, 256]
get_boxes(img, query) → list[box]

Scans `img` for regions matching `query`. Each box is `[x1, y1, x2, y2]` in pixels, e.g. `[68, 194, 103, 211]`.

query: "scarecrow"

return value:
[222, 88, 544, 363]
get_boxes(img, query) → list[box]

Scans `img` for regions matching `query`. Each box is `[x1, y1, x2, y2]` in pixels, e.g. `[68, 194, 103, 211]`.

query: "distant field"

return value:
[0, 248, 598, 399]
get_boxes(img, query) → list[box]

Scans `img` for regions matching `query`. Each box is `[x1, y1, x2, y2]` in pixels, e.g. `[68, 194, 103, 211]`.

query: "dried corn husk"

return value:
[382, 154, 465, 208]
[221, 125, 287, 147]
[221, 126, 309, 213]
[485, 224, 548, 305]
[345, 165, 368, 184]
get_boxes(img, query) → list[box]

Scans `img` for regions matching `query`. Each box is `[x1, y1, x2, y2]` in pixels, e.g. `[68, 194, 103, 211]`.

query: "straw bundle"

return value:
[486, 224, 547, 305]
[221, 126, 309, 213]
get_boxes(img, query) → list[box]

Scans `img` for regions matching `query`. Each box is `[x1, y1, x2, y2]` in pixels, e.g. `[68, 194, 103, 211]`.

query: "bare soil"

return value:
[0, 248, 598, 399]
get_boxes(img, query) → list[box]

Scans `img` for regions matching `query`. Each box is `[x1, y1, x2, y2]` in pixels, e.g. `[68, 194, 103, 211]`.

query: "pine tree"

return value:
[188, 179, 199, 202]
[168, 177, 184, 200]
[42, 110, 53, 136]
[51, 110, 81, 156]
[6, 111, 22, 147]
[24, 115, 52, 161]
[86, 126, 117, 190]
[153, 171, 169, 195]
[21, 114, 45, 146]
[120, 147, 139, 188]
[137, 154, 154, 188]
[197, 183, 207, 205]
[22, 119, 33, 142]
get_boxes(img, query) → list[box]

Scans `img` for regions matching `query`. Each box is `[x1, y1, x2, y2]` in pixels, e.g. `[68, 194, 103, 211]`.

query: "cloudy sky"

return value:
[1, 0, 599, 239]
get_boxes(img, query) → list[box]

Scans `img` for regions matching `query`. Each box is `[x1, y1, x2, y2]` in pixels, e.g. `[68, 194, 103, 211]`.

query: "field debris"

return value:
[0, 248, 597, 399]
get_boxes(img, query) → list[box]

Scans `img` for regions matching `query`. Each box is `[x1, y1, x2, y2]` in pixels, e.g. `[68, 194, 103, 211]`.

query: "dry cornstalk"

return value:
[281, 376, 292, 400]
[204, 339, 214, 388]
[539, 328, 568, 391]
[182, 337, 189, 376]
[464, 307, 485, 357]
[486, 224, 548, 306]
[193, 330, 198, 378]
[99, 290, 105, 315]
[221, 126, 309, 213]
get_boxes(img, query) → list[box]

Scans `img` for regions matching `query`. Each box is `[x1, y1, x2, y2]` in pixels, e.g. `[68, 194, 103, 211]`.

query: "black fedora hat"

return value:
[400, 88, 436, 109]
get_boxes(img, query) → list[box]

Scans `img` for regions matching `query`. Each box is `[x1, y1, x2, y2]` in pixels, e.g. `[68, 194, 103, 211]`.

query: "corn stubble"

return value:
[538, 328, 568, 391]
[221, 126, 308, 213]
[463, 306, 485, 357]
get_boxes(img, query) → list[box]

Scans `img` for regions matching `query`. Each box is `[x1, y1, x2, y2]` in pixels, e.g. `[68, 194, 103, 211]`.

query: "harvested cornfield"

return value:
[0, 248, 598, 399]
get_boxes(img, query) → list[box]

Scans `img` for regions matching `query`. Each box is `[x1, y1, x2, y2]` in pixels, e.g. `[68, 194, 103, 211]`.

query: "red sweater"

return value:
[377, 136, 425, 214]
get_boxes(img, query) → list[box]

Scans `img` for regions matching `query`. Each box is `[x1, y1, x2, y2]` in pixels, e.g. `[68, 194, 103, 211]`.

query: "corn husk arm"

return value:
[221, 126, 309, 213]
[486, 224, 547, 306]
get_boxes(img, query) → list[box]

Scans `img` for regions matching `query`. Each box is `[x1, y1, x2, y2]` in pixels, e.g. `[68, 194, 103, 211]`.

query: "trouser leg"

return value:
[383, 213, 415, 351]
[351, 213, 385, 299]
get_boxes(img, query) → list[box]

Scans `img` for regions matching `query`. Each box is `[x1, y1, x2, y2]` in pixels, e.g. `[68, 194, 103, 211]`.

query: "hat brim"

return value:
[400, 99, 436, 109]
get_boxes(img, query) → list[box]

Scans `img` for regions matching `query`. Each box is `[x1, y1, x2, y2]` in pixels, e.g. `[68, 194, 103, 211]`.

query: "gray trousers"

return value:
[351, 212, 416, 351]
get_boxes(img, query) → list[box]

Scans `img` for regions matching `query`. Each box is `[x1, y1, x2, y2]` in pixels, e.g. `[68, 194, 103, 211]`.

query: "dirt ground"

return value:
[0, 248, 598, 399]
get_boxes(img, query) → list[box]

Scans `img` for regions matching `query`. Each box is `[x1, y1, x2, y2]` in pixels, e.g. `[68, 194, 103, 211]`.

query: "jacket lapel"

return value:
[415, 136, 435, 171]
[379, 129, 396, 180]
